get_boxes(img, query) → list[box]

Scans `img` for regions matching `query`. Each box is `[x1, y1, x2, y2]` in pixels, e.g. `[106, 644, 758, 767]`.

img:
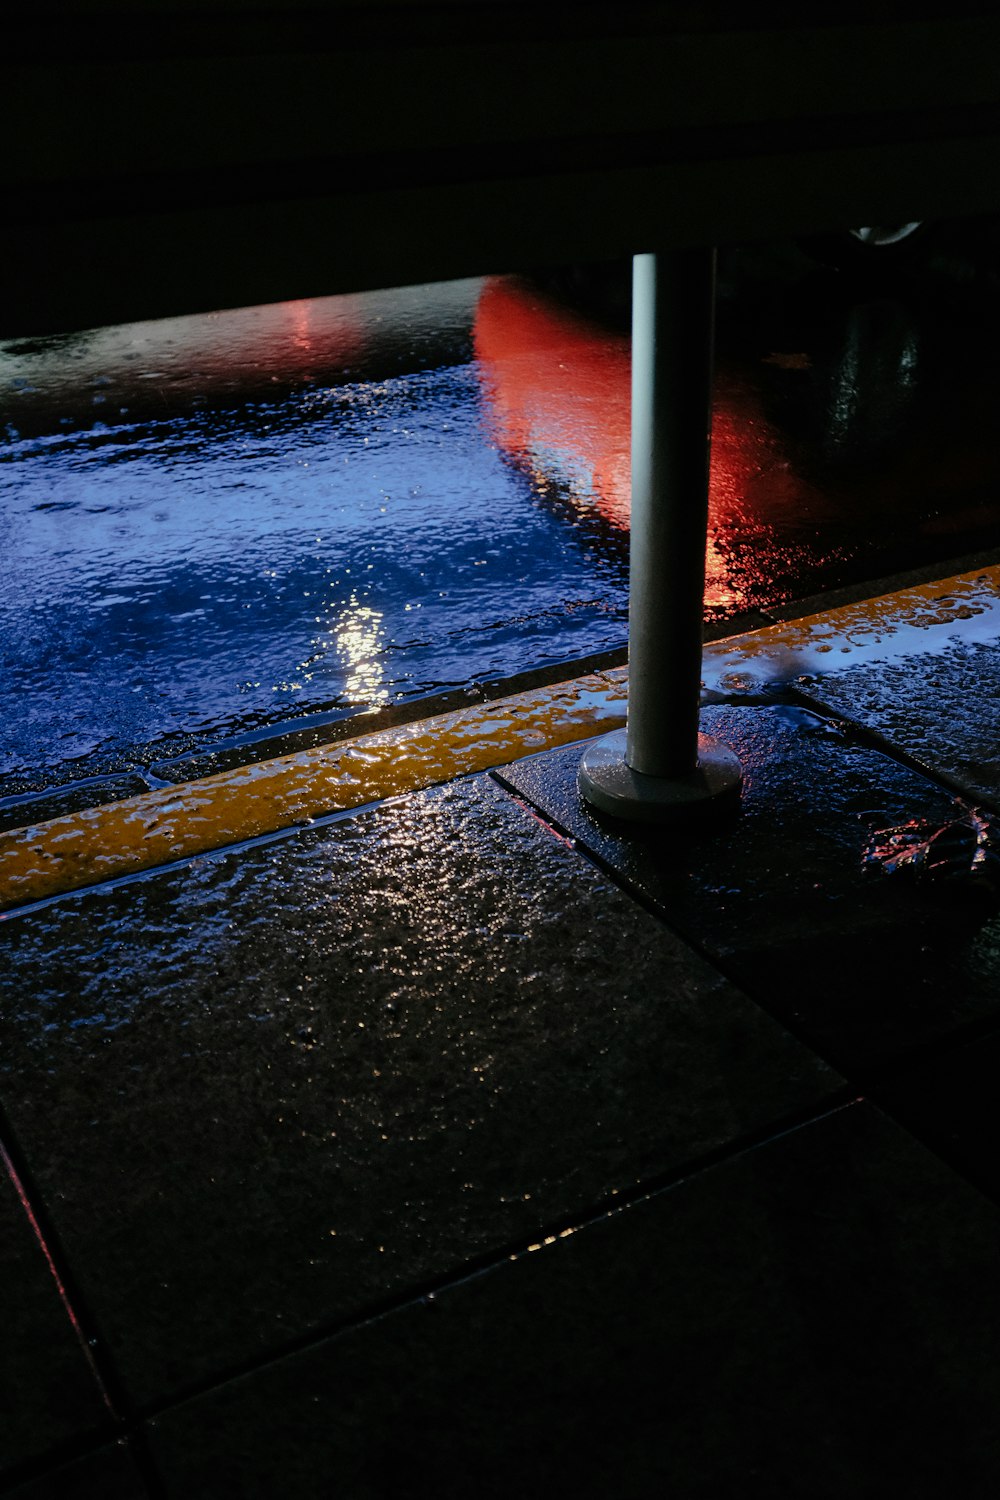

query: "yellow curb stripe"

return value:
[6, 560, 1000, 915]
[703, 563, 1000, 690]
[0, 668, 628, 912]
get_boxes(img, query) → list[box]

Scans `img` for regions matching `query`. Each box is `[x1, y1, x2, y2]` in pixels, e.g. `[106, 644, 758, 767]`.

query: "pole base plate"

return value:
[578, 729, 742, 825]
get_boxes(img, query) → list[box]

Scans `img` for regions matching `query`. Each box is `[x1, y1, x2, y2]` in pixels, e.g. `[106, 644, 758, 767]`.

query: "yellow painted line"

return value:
[0, 668, 628, 912]
[703, 563, 1000, 692]
[5, 560, 1000, 915]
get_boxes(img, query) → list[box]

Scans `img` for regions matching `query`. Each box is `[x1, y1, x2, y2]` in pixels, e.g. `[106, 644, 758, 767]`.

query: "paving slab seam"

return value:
[786, 681, 1000, 815]
[492, 757, 1000, 1098]
[491, 764, 864, 1078]
[122, 1091, 857, 1428]
[551, 804, 1000, 1105]
[0, 1434, 141, 1500]
[0, 1119, 125, 1426]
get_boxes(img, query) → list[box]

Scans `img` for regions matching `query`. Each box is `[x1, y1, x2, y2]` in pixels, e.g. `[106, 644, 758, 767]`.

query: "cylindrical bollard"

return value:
[578, 249, 742, 823]
[627, 248, 715, 777]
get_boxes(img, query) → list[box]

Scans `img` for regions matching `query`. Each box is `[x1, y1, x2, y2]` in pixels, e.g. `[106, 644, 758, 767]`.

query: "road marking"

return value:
[704, 564, 1000, 691]
[0, 669, 628, 911]
[4, 562, 999, 913]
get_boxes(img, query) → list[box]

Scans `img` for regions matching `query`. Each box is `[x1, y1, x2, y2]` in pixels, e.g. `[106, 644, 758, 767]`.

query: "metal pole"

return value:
[578, 249, 741, 823]
[628, 248, 714, 776]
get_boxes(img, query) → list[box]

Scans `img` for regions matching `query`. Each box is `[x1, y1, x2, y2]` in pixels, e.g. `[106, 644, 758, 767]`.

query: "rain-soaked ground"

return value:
[8, 234, 1000, 1499]
[4, 230, 1000, 806]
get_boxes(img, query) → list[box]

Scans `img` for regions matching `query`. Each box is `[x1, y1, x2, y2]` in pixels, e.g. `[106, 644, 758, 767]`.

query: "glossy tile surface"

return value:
[0, 1153, 109, 1480]
[496, 704, 1000, 1073]
[800, 636, 1000, 811]
[146, 1103, 1000, 1499]
[0, 776, 837, 1408]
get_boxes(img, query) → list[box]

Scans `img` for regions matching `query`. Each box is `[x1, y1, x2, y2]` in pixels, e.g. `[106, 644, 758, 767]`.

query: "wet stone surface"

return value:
[0, 1153, 110, 1480]
[10, 246, 1000, 807]
[2, 1443, 149, 1500]
[145, 1103, 1000, 1500]
[0, 775, 837, 1409]
[799, 638, 1000, 812]
[496, 704, 1000, 1075]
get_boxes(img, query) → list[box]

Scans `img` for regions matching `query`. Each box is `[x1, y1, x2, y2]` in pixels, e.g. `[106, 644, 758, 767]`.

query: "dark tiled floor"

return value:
[799, 637, 1000, 812]
[0, 776, 837, 1417]
[7, 627, 1000, 1495]
[496, 703, 1000, 1075]
[146, 1102, 1000, 1499]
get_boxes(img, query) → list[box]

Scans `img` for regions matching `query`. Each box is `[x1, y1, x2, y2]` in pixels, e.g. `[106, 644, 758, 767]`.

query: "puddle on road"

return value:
[0, 281, 632, 799]
[4, 259, 1000, 802]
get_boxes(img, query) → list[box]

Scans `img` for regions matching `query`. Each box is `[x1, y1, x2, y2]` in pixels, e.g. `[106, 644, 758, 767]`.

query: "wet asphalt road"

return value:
[2, 228, 1000, 804]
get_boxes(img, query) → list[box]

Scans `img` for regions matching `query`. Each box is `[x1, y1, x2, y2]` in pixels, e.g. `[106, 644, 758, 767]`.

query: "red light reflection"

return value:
[473, 276, 830, 618]
[0, 1139, 115, 1413]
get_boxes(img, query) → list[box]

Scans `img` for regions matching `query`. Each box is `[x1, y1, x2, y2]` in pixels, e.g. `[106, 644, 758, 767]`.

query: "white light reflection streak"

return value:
[332, 592, 390, 707]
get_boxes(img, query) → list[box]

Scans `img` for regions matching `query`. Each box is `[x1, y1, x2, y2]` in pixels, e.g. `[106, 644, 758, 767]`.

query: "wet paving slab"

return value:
[704, 563, 1000, 815]
[495, 703, 1000, 1077]
[799, 636, 1000, 813]
[0, 1151, 111, 1483]
[5, 564, 1000, 1488]
[0, 775, 838, 1415]
[144, 1102, 1000, 1499]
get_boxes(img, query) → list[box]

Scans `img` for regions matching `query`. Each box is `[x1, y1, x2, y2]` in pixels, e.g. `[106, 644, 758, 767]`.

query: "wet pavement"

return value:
[0, 278, 631, 807]
[7, 236, 1000, 1493]
[7, 239, 1000, 813]
[0, 777, 838, 1412]
[5, 557, 1000, 1495]
[147, 1104, 1000, 1500]
[496, 703, 1000, 1075]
